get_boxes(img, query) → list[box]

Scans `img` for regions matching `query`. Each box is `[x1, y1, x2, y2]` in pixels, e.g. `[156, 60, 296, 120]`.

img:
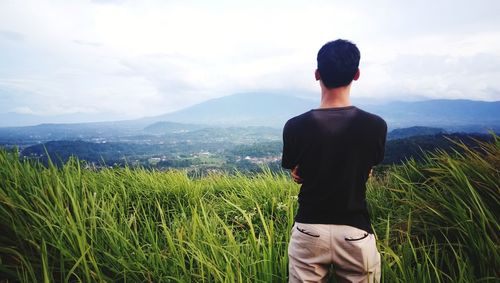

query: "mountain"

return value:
[383, 133, 495, 164]
[147, 93, 500, 131]
[387, 126, 446, 140]
[1, 93, 499, 141]
[148, 92, 317, 128]
[368, 99, 500, 129]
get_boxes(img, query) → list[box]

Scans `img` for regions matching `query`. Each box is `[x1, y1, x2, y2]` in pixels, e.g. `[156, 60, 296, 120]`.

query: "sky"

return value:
[1, 0, 500, 122]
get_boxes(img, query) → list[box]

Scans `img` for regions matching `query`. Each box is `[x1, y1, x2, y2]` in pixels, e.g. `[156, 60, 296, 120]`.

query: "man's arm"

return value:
[291, 165, 303, 184]
[373, 119, 388, 165]
[281, 120, 298, 170]
[282, 121, 303, 184]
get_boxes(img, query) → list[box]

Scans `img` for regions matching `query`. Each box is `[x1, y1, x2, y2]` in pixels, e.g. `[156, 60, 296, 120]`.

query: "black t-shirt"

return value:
[282, 105, 387, 233]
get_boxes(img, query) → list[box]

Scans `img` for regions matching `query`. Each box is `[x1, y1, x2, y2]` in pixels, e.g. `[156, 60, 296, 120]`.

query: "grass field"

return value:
[0, 136, 498, 282]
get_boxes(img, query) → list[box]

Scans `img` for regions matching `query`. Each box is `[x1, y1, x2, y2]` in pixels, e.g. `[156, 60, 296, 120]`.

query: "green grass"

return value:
[0, 135, 499, 282]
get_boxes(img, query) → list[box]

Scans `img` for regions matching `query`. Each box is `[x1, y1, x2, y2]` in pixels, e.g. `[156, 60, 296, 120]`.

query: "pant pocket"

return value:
[336, 227, 380, 273]
[344, 232, 369, 242]
[288, 223, 322, 262]
[343, 226, 371, 243]
[290, 223, 321, 247]
[296, 225, 320, 238]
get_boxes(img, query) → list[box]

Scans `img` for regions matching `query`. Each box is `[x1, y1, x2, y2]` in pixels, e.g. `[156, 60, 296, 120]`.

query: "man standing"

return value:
[282, 39, 387, 283]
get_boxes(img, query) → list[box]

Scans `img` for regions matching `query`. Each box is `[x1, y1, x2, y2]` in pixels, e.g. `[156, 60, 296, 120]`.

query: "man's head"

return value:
[316, 39, 360, 89]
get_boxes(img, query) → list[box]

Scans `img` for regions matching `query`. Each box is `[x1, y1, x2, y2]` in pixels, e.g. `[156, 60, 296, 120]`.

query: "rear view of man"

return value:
[282, 39, 387, 283]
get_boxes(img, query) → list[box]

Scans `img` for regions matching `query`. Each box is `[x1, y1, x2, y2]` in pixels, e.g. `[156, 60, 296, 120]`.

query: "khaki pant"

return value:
[288, 222, 381, 283]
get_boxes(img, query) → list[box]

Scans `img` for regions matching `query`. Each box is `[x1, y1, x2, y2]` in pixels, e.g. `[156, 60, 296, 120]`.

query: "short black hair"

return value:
[317, 39, 360, 89]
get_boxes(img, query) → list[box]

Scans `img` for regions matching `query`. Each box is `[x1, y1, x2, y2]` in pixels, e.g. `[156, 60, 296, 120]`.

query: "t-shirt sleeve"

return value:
[373, 119, 388, 165]
[281, 121, 298, 169]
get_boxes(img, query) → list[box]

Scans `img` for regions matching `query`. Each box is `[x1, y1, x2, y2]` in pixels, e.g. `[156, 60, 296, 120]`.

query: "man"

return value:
[282, 39, 387, 283]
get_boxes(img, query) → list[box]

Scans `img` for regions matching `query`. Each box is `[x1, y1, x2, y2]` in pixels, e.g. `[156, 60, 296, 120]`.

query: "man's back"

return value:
[285, 39, 385, 283]
[282, 106, 387, 233]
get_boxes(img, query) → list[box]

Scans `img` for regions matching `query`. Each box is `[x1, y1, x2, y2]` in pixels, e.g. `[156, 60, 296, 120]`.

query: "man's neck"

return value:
[319, 84, 352, 108]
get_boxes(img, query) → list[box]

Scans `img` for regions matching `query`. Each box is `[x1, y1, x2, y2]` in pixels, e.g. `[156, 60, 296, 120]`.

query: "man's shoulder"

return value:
[284, 111, 312, 129]
[355, 107, 387, 127]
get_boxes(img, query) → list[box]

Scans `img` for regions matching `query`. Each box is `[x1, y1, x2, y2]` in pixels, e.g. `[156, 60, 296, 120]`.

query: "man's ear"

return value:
[353, 68, 360, 81]
[315, 69, 320, 81]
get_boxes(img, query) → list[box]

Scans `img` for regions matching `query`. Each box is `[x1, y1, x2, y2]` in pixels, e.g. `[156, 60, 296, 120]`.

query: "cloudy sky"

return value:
[1, 0, 499, 122]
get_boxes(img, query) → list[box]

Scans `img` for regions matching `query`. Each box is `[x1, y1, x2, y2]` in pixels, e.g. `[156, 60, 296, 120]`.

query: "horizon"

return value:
[1, 0, 500, 125]
[1, 93, 499, 128]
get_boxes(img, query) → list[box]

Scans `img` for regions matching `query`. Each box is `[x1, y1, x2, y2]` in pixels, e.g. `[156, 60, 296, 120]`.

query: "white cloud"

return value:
[0, 0, 499, 121]
[12, 106, 35, 115]
[355, 32, 500, 101]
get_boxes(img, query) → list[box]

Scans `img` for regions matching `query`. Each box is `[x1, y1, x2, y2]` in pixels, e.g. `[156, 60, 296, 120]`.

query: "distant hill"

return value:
[148, 92, 316, 128]
[146, 93, 500, 131]
[388, 126, 446, 140]
[1, 93, 499, 140]
[369, 99, 500, 129]
[383, 133, 495, 164]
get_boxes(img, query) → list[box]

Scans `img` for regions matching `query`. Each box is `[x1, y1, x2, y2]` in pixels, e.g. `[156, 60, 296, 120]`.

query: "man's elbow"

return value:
[281, 159, 298, 170]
